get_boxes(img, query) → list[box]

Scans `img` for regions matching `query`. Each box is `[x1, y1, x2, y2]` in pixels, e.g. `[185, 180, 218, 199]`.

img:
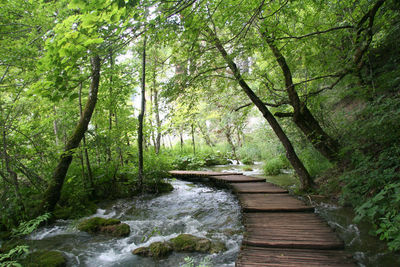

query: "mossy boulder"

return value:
[100, 223, 131, 237]
[170, 234, 226, 253]
[132, 234, 226, 259]
[132, 242, 173, 258]
[21, 250, 66, 267]
[132, 246, 150, 256]
[210, 241, 226, 254]
[149, 241, 173, 258]
[144, 181, 174, 194]
[170, 234, 210, 252]
[78, 217, 130, 237]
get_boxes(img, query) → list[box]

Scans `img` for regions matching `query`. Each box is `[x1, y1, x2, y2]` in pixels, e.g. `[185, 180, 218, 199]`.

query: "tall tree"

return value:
[42, 55, 101, 212]
[138, 36, 147, 191]
[206, 27, 314, 190]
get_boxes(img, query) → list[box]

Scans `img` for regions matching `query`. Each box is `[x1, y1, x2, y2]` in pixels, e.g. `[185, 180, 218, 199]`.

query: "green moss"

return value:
[100, 223, 131, 237]
[77, 217, 121, 233]
[148, 241, 173, 258]
[210, 241, 226, 254]
[242, 166, 253, 171]
[22, 250, 66, 267]
[144, 181, 174, 194]
[170, 234, 211, 252]
[132, 246, 149, 256]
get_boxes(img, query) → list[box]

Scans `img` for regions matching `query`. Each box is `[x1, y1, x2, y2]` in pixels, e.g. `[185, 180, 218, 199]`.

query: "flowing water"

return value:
[27, 179, 243, 266]
[209, 163, 400, 267]
[24, 163, 400, 266]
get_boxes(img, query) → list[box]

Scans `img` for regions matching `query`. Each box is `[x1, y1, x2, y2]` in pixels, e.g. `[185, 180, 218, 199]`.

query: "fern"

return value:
[11, 213, 51, 237]
[0, 245, 29, 265]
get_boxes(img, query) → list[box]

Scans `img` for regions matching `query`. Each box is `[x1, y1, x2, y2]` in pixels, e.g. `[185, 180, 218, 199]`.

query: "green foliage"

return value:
[299, 147, 334, 178]
[263, 155, 290, 176]
[340, 95, 400, 251]
[0, 245, 29, 266]
[11, 213, 51, 238]
[171, 150, 231, 170]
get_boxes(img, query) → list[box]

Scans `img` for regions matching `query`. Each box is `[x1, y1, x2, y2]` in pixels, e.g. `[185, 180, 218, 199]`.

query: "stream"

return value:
[25, 163, 399, 266]
[27, 179, 243, 266]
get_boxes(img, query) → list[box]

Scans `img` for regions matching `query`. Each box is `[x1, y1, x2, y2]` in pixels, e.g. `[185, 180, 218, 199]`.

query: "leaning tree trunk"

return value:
[138, 36, 146, 192]
[207, 28, 313, 190]
[42, 55, 101, 212]
[79, 82, 94, 194]
[263, 33, 339, 162]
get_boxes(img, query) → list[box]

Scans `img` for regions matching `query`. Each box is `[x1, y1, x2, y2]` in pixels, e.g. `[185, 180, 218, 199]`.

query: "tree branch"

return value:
[275, 25, 354, 40]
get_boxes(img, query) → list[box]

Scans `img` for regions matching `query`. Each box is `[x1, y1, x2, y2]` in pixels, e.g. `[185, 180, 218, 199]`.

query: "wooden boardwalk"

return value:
[168, 170, 356, 266]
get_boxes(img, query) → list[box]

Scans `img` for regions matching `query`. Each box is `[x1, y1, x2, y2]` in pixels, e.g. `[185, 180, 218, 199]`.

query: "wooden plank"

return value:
[231, 182, 288, 194]
[239, 194, 314, 212]
[168, 170, 242, 177]
[236, 247, 356, 267]
[209, 175, 266, 183]
[243, 213, 343, 249]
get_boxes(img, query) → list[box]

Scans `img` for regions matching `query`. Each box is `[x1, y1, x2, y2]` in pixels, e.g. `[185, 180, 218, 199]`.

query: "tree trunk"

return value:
[53, 106, 59, 147]
[263, 32, 339, 161]
[225, 127, 239, 164]
[180, 130, 184, 151]
[106, 50, 114, 162]
[207, 28, 313, 190]
[42, 55, 101, 212]
[79, 83, 94, 193]
[154, 87, 161, 154]
[191, 124, 196, 155]
[198, 121, 214, 147]
[138, 37, 146, 191]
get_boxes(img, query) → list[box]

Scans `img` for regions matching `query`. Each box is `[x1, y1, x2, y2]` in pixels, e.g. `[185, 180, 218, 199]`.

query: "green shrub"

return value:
[263, 155, 290, 175]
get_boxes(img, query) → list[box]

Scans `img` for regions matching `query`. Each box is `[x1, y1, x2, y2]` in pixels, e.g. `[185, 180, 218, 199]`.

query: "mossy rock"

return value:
[133, 234, 226, 259]
[132, 246, 150, 256]
[100, 223, 130, 237]
[132, 242, 173, 259]
[210, 241, 226, 254]
[78, 217, 130, 237]
[22, 250, 66, 267]
[144, 181, 174, 194]
[170, 234, 211, 252]
[242, 166, 253, 171]
[149, 241, 173, 258]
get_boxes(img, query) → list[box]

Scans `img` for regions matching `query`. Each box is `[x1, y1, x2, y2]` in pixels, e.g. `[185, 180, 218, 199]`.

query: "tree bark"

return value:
[207, 28, 313, 190]
[262, 32, 339, 161]
[53, 106, 59, 147]
[138, 37, 146, 191]
[154, 87, 161, 154]
[106, 50, 114, 162]
[42, 55, 101, 212]
[79, 83, 94, 193]
[191, 124, 196, 155]
[198, 121, 214, 147]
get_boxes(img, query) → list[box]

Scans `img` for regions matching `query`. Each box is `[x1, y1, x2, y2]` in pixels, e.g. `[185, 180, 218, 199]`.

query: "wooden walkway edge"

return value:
[168, 170, 356, 267]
